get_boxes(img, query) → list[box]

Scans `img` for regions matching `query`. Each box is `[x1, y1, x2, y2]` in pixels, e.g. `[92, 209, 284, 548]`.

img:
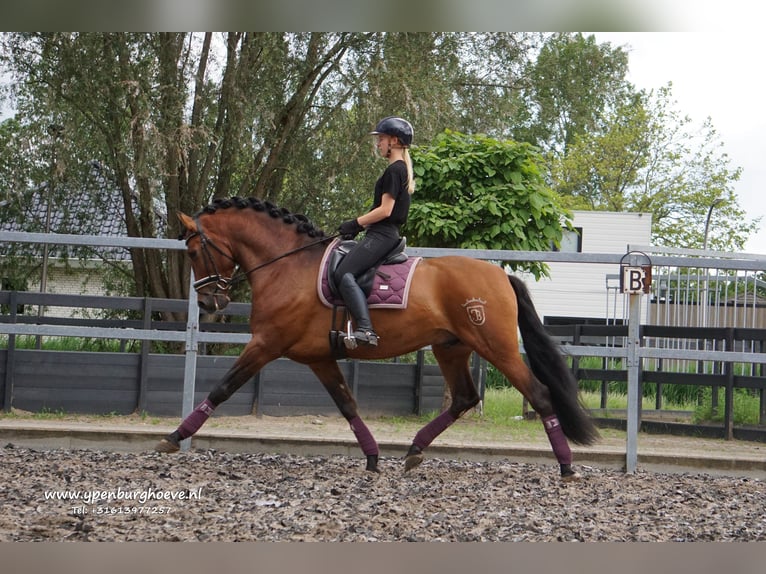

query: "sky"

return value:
[592, 32, 766, 255]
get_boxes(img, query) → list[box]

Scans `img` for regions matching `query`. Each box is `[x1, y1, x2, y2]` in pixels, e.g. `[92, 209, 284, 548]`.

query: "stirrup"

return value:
[353, 329, 379, 346]
[343, 320, 358, 350]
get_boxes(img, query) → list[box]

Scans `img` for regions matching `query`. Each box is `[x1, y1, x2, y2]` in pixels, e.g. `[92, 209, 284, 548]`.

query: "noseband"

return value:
[187, 218, 240, 295]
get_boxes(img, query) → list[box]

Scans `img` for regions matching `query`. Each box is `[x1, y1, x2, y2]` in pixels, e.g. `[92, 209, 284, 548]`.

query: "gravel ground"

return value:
[2, 445, 764, 542]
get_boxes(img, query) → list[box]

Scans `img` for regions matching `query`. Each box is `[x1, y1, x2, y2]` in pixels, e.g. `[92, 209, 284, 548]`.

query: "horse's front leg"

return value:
[309, 360, 380, 473]
[155, 341, 277, 453]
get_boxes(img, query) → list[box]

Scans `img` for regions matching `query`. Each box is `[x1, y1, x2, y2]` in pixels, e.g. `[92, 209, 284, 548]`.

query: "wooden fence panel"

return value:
[257, 359, 338, 416]
[11, 350, 139, 415]
[356, 361, 418, 415]
[145, 354, 255, 417]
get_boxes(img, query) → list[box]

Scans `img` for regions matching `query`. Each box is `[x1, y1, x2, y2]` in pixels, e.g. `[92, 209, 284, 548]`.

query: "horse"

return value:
[155, 196, 600, 481]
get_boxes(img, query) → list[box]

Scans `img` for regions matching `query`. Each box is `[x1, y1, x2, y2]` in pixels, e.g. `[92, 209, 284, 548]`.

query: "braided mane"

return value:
[196, 196, 326, 239]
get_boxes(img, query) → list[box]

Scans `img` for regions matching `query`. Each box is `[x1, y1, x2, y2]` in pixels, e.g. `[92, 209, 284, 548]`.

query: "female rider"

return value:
[335, 116, 416, 346]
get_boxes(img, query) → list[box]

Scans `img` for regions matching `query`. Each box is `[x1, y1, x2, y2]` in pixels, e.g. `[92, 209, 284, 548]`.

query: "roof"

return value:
[0, 161, 145, 261]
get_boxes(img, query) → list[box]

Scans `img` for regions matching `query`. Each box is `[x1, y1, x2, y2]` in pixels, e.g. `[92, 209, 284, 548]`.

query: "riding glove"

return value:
[338, 219, 364, 239]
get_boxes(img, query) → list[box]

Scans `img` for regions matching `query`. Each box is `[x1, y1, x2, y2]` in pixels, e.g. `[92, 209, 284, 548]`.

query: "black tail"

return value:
[508, 275, 600, 445]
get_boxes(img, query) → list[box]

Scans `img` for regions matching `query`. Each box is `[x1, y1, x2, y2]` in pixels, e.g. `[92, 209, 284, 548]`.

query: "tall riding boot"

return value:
[338, 273, 379, 346]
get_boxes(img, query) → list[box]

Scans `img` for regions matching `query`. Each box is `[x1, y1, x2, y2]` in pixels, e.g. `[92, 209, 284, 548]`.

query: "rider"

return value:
[335, 116, 415, 346]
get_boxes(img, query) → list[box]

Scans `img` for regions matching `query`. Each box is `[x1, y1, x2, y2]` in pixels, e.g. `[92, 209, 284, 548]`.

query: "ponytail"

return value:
[403, 148, 415, 195]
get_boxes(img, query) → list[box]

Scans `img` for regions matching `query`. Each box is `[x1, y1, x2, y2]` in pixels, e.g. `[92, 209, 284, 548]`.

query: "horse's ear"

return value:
[177, 212, 196, 234]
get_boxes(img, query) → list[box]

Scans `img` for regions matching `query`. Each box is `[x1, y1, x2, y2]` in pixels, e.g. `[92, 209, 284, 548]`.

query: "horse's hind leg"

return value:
[495, 354, 579, 480]
[309, 359, 380, 473]
[404, 342, 480, 472]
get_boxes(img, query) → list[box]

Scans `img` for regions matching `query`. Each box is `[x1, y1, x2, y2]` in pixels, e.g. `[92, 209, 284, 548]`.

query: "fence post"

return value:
[349, 359, 359, 398]
[760, 338, 766, 425]
[136, 297, 152, 413]
[625, 291, 642, 473]
[724, 328, 734, 440]
[3, 291, 18, 413]
[180, 272, 200, 452]
[415, 349, 425, 415]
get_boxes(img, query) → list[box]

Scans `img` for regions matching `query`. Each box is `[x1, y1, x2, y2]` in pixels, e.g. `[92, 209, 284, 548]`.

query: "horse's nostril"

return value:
[196, 294, 229, 314]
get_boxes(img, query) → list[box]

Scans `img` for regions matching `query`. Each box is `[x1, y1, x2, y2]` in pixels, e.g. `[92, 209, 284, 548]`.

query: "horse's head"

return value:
[178, 211, 237, 313]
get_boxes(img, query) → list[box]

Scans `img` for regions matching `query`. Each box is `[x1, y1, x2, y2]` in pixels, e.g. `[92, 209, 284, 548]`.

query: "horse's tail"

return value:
[508, 274, 600, 445]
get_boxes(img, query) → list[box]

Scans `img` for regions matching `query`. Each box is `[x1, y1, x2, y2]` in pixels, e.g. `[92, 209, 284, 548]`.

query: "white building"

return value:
[521, 211, 652, 323]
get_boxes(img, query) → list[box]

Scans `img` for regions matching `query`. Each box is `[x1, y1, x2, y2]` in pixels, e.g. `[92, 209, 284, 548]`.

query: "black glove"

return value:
[338, 219, 364, 239]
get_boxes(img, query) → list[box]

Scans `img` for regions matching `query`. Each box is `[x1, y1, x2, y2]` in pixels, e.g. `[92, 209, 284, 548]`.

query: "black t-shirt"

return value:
[370, 160, 410, 228]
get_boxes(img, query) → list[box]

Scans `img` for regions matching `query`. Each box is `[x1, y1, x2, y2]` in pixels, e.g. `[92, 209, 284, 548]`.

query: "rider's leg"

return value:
[333, 230, 397, 346]
[338, 272, 378, 346]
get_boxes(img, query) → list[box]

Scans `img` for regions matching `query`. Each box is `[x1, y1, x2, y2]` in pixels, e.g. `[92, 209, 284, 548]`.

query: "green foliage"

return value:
[0, 335, 137, 353]
[408, 130, 571, 279]
[488, 357, 762, 426]
[0, 32, 545, 302]
[1, 31, 762, 304]
[512, 33, 630, 157]
[548, 74, 757, 252]
[693, 388, 763, 426]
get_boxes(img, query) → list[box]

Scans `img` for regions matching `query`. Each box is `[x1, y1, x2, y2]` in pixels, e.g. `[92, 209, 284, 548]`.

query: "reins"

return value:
[229, 233, 341, 287]
[188, 216, 340, 292]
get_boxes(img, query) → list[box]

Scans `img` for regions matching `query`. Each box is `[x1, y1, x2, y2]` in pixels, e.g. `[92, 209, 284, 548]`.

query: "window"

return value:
[553, 227, 582, 253]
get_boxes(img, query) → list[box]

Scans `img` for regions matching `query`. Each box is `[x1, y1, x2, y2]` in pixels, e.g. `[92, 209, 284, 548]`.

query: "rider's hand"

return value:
[338, 219, 364, 239]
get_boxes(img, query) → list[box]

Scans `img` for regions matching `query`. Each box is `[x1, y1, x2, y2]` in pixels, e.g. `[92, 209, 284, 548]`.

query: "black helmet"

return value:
[370, 116, 413, 147]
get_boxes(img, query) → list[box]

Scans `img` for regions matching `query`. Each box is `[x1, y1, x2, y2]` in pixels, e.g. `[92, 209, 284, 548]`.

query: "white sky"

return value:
[592, 32, 766, 255]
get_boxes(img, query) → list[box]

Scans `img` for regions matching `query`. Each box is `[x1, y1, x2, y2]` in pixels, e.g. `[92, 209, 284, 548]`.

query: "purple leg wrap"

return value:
[543, 415, 572, 465]
[178, 399, 216, 440]
[349, 416, 379, 456]
[413, 410, 457, 450]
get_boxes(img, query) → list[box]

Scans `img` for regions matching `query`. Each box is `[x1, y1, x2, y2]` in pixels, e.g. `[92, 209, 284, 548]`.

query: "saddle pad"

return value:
[317, 239, 421, 309]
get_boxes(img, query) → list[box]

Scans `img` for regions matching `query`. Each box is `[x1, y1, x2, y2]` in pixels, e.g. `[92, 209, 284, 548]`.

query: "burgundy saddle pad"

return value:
[317, 239, 421, 309]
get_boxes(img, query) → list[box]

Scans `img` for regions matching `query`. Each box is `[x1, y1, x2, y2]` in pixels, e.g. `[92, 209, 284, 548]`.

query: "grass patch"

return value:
[693, 388, 764, 426]
[0, 335, 134, 353]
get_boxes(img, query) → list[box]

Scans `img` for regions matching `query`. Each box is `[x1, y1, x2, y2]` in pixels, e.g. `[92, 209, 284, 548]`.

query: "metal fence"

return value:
[1, 230, 765, 471]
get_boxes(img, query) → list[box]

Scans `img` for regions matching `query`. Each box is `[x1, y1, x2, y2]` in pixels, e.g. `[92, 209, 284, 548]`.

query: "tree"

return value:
[0, 33, 376, 314]
[511, 33, 630, 158]
[283, 32, 543, 231]
[408, 130, 570, 279]
[3, 30, 758, 312]
[0, 32, 543, 309]
[550, 85, 758, 251]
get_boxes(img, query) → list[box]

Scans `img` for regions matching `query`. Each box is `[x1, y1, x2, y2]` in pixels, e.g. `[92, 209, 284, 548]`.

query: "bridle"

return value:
[186, 216, 338, 295]
[187, 218, 240, 294]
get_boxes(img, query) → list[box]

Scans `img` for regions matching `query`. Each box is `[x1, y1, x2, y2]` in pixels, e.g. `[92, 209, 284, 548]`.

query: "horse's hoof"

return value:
[404, 444, 424, 472]
[560, 470, 582, 482]
[404, 453, 424, 472]
[365, 454, 380, 473]
[155, 438, 180, 453]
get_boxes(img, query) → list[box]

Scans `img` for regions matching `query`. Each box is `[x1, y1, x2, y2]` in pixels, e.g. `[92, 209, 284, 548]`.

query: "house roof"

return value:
[0, 161, 145, 261]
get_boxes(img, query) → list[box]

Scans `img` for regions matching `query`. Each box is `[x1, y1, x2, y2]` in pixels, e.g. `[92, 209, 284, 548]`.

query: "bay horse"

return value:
[155, 196, 599, 480]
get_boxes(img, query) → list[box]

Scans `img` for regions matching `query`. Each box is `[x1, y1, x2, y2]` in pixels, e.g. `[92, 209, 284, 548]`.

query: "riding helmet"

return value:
[370, 116, 413, 147]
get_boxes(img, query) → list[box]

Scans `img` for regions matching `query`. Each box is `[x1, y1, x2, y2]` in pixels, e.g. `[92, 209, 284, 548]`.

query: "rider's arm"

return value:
[357, 192, 395, 228]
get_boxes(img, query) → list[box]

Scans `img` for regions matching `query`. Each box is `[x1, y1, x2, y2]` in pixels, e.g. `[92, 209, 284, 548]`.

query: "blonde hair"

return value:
[403, 148, 415, 195]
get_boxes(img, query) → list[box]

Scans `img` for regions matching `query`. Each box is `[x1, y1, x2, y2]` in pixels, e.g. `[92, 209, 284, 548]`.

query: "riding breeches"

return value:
[332, 225, 400, 285]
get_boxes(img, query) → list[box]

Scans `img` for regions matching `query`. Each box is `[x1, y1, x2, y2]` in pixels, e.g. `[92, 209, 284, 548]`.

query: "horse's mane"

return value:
[196, 196, 326, 239]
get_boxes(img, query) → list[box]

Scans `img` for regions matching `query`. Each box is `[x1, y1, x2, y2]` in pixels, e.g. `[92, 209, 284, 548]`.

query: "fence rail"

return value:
[1, 230, 765, 472]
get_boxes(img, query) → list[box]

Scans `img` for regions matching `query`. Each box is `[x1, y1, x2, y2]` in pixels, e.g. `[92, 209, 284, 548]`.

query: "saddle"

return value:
[326, 237, 408, 298]
[317, 238, 421, 357]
